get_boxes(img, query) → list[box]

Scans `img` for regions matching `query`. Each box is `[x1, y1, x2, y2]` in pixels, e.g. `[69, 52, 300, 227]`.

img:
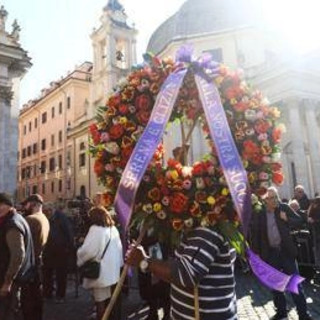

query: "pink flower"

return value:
[182, 179, 192, 190]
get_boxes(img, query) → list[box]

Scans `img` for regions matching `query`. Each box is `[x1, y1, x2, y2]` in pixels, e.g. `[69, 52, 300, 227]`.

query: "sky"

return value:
[2, 0, 185, 105]
[3, 0, 320, 106]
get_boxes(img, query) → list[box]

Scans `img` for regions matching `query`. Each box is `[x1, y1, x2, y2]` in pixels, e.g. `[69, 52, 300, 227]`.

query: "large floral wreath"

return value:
[89, 51, 284, 245]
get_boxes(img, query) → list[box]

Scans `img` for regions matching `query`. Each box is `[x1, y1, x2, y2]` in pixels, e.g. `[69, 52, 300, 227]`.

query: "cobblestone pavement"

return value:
[44, 270, 320, 320]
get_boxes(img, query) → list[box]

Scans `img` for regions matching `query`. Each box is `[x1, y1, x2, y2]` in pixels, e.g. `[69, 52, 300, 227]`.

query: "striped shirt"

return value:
[170, 227, 237, 320]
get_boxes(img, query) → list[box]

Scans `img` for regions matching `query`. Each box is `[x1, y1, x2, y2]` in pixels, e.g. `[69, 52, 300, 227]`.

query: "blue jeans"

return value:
[267, 248, 308, 318]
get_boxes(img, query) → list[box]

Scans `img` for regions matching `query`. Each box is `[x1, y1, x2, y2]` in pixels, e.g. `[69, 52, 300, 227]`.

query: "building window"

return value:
[33, 143, 38, 154]
[51, 134, 55, 147]
[58, 154, 63, 169]
[22, 148, 26, 159]
[29, 121, 32, 132]
[21, 168, 26, 180]
[58, 130, 63, 143]
[41, 139, 46, 151]
[34, 118, 38, 128]
[203, 48, 223, 63]
[40, 161, 46, 174]
[51, 106, 55, 118]
[42, 183, 46, 195]
[80, 142, 86, 150]
[67, 97, 71, 109]
[79, 153, 86, 167]
[23, 125, 26, 135]
[27, 146, 31, 157]
[33, 164, 37, 176]
[59, 102, 62, 114]
[49, 157, 55, 172]
[58, 180, 62, 192]
[51, 181, 54, 193]
[42, 112, 47, 124]
[32, 185, 37, 194]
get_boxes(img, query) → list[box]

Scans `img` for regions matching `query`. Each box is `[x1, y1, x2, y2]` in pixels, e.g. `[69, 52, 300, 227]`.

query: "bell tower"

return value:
[90, 0, 137, 109]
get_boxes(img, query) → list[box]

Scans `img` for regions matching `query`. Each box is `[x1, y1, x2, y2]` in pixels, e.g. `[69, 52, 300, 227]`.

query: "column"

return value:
[305, 100, 320, 194]
[0, 87, 12, 192]
[287, 98, 310, 192]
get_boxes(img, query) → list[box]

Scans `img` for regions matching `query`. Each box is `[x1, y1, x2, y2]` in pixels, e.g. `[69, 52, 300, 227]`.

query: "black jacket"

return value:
[250, 202, 304, 260]
[0, 210, 35, 287]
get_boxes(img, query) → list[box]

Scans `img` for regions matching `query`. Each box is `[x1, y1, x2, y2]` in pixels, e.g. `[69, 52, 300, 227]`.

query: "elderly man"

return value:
[251, 186, 313, 320]
[22, 194, 50, 320]
[0, 193, 34, 320]
[293, 185, 310, 211]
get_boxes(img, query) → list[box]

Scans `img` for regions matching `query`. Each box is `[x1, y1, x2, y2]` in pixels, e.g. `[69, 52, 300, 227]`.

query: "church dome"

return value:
[147, 0, 258, 54]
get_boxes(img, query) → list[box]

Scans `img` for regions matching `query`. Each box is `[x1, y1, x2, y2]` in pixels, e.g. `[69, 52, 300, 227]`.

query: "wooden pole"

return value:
[101, 223, 148, 320]
[194, 285, 200, 320]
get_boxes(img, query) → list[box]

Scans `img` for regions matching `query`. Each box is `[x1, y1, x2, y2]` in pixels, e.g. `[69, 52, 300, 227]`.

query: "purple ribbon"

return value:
[114, 68, 188, 230]
[195, 74, 252, 237]
[247, 249, 305, 294]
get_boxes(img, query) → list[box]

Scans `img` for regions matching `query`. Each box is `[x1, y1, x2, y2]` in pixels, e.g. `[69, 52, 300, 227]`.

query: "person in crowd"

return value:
[135, 227, 170, 320]
[0, 193, 35, 320]
[307, 197, 320, 274]
[126, 224, 238, 319]
[42, 203, 74, 303]
[292, 185, 310, 211]
[77, 207, 123, 320]
[251, 186, 313, 320]
[288, 199, 308, 225]
[92, 192, 106, 208]
[22, 193, 50, 320]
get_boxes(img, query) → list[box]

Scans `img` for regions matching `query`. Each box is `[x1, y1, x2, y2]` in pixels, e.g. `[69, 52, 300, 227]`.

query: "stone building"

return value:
[147, 0, 320, 199]
[0, 5, 31, 196]
[17, 62, 92, 202]
[17, 0, 137, 202]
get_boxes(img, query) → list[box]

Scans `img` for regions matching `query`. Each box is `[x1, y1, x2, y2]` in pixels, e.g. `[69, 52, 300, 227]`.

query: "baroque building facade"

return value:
[147, 0, 320, 199]
[0, 5, 31, 195]
[17, 0, 136, 202]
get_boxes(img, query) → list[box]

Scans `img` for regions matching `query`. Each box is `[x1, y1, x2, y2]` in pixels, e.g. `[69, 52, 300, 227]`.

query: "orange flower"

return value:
[148, 188, 161, 201]
[272, 171, 284, 185]
[172, 219, 184, 231]
[272, 128, 282, 143]
[170, 192, 189, 214]
[103, 193, 114, 207]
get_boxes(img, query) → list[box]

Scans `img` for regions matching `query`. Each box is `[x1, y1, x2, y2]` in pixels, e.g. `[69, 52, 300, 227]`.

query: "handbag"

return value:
[79, 227, 112, 279]
[127, 304, 150, 320]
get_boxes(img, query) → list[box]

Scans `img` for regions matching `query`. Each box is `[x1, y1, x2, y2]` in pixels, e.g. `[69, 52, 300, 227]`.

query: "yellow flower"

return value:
[170, 170, 179, 180]
[119, 117, 128, 124]
[153, 202, 162, 212]
[221, 188, 229, 196]
[207, 196, 216, 205]
[230, 98, 237, 105]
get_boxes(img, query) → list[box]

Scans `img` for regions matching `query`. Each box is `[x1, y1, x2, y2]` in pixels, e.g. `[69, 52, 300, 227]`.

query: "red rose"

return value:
[192, 162, 204, 176]
[170, 192, 189, 214]
[255, 120, 271, 134]
[135, 94, 151, 111]
[109, 124, 124, 140]
[89, 123, 98, 134]
[121, 145, 133, 160]
[271, 163, 282, 171]
[136, 111, 150, 125]
[94, 160, 104, 176]
[118, 104, 129, 115]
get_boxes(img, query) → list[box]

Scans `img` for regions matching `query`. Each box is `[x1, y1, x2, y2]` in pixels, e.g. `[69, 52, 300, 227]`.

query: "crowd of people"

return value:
[0, 184, 319, 320]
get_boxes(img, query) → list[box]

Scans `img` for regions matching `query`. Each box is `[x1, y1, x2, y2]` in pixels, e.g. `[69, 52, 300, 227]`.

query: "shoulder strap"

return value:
[100, 227, 112, 260]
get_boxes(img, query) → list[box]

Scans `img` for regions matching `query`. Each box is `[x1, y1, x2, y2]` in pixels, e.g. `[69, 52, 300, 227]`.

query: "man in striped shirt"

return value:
[126, 226, 237, 320]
